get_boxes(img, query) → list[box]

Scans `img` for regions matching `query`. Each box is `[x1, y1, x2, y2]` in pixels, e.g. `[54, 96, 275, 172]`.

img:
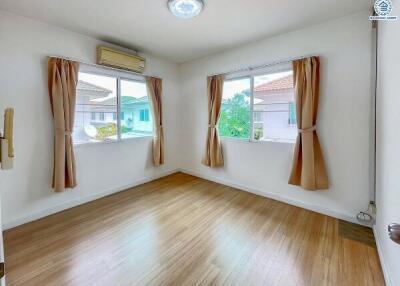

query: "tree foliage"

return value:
[95, 123, 117, 141]
[218, 90, 250, 139]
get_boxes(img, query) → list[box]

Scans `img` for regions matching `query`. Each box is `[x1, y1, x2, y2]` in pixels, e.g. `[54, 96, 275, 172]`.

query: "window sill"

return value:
[255, 138, 296, 145]
[74, 135, 154, 148]
[220, 136, 295, 145]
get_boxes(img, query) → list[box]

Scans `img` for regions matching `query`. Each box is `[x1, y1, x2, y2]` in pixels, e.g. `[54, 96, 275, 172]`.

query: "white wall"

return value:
[0, 9, 376, 231]
[179, 10, 373, 223]
[0, 11, 181, 229]
[375, 6, 400, 286]
[0, 7, 394, 283]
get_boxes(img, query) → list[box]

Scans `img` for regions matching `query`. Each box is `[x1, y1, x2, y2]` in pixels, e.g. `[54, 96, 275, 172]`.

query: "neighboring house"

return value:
[95, 96, 154, 134]
[73, 80, 152, 143]
[74, 80, 113, 143]
[253, 74, 297, 142]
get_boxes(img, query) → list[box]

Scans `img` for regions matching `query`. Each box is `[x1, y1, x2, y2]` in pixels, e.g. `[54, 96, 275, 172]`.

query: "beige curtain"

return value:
[146, 77, 164, 166]
[288, 57, 329, 190]
[48, 58, 79, 192]
[202, 75, 224, 168]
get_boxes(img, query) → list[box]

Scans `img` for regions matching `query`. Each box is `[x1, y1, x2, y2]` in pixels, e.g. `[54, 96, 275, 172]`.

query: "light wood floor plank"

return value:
[3, 173, 385, 286]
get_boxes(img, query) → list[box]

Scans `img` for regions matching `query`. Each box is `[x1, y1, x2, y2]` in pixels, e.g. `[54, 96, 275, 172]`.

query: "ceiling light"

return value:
[168, 0, 204, 19]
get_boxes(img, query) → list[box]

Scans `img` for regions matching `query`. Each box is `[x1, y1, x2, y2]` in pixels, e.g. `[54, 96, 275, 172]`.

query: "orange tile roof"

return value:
[254, 75, 293, 92]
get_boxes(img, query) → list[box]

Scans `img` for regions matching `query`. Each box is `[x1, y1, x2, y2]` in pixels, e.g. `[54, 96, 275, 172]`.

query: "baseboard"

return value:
[373, 226, 393, 286]
[3, 169, 179, 230]
[179, 168, 365, 227]
[5, 167, 366, 230]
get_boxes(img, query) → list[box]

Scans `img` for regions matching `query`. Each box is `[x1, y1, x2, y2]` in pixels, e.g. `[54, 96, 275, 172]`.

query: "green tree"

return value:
[218, 90, 250, 139]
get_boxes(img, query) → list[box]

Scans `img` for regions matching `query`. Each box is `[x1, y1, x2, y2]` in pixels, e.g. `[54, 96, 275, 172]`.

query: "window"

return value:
[218, 78, 251, 139]
[120, 79, 153, 139]
[253, 70, 297, 142]
[139, 109, 150, 121]
[218, 64, 297, 143]
[73, 65, 154, 145]
[99, 112, 105, 121]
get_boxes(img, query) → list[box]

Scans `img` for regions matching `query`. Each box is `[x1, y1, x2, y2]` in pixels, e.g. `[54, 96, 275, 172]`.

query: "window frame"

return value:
[218, 76, 252, 142]
[220, 62, 295, 144]
[75, 63, 154, 147]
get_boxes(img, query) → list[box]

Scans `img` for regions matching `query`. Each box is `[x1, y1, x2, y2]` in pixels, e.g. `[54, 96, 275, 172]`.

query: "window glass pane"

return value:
[120, 79, 153, 139]
[253, 70, 297, 143]
[218, 78, 251, 139]
[73, 72, 117, 144]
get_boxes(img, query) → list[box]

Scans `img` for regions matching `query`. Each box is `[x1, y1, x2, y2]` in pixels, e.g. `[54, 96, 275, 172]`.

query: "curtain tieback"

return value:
[298, 125, 316, 134]
[156, 125, 163, 132]
[208, 123, 216, 128]
[56, 128, 72, 136]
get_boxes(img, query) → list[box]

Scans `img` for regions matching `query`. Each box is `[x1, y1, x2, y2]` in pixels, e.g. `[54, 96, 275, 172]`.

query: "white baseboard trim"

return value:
[373, 226, 393, 286]
[4, 168, 366, 230]
[3, 169, 180, 230]
[179, 168, 365, 226]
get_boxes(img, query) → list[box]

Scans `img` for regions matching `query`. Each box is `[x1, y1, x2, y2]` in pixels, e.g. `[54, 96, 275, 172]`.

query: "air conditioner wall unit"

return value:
[97, 47, 145, 73]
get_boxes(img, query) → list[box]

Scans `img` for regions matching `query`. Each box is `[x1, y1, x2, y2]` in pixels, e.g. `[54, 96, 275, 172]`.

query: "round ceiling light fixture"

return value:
[168, 0, 204, 19]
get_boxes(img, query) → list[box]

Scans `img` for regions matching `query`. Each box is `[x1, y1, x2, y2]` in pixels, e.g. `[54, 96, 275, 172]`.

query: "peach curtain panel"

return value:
[48, 58, 79, 192]
[288, 56, 329, 190]
[146, 77, 165, 166]
[202, 75, 224, 168]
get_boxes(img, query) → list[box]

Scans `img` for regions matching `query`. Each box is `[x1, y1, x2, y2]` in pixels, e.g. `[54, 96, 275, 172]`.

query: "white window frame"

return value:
[75, 63, 154, 147]
[221, 61, 294, 144]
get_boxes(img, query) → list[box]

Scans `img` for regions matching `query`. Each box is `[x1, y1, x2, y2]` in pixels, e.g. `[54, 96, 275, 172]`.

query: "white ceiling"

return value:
[0, 0, 371, 63]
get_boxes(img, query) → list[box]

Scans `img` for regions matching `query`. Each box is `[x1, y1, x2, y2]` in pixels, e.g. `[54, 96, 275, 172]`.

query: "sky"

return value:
[223, 70, 293, 100]
[78, 72, 147, 102]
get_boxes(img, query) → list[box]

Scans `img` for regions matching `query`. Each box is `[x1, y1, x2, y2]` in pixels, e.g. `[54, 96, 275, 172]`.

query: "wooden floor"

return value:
[4, 173, 385, 286]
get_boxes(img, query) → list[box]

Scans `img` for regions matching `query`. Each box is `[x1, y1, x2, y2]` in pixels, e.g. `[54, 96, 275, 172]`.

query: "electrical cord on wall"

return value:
[357, 10, 378, 226]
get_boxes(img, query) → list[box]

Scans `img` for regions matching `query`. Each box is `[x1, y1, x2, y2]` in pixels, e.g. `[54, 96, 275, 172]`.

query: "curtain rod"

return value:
[208, 54, 319, 77]
[47, 55, 161, 79]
